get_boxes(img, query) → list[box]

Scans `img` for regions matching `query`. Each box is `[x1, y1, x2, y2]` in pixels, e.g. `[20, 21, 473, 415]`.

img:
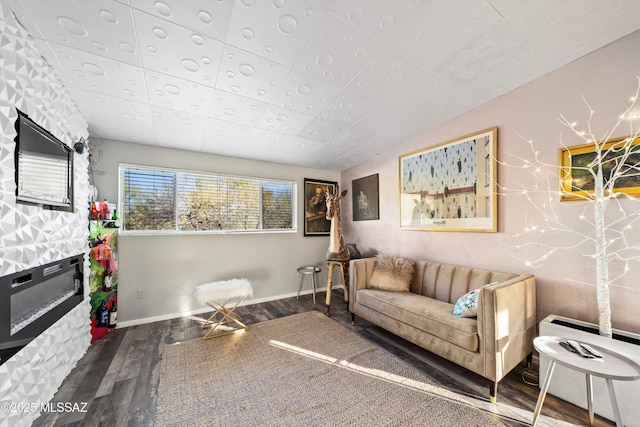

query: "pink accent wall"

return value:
[341, 30, 640, 334]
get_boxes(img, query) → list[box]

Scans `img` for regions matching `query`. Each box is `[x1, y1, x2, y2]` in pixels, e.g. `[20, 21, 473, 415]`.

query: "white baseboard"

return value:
[117, 285, 343, 329]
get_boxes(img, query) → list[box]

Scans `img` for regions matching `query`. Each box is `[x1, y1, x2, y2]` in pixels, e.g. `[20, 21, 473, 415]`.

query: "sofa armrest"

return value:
[478, 275, 536, 382]
[349, 258, 375, 312]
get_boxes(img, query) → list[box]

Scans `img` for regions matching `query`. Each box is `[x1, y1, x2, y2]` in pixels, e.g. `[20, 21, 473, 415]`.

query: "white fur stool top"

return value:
[195, 279, 253, 305]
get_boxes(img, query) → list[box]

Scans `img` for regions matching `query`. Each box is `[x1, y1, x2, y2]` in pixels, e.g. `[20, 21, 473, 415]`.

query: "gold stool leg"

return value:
[201, 296, 249, 340]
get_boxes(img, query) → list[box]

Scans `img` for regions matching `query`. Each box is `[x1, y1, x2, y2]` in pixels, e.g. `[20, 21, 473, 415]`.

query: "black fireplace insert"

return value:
[0, 254, 84, 364]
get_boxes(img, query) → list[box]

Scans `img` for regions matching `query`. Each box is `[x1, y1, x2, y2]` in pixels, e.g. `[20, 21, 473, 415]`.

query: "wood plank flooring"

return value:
[32, 290, 614, 427]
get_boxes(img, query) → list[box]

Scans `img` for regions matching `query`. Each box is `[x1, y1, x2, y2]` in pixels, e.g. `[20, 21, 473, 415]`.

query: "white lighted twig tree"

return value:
[500, 77, 640, 338]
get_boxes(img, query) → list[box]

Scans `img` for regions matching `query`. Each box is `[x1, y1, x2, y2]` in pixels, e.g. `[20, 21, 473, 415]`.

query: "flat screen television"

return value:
[14, 110, 73, 211]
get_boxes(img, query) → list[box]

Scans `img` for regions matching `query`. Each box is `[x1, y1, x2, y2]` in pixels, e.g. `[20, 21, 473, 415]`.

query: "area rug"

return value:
[156, 311, 510, 426]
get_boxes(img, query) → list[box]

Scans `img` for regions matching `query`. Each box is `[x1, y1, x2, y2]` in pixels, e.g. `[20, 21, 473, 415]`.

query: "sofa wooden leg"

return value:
[489, 381, 497, 404]
[351, 313, 355, 326]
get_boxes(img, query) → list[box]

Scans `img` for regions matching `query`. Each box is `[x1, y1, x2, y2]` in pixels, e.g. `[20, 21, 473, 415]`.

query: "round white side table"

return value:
[532, 335, 640, 427]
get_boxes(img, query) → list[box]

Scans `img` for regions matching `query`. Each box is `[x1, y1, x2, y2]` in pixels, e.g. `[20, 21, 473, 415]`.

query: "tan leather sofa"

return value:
[349, 257, 536, 402]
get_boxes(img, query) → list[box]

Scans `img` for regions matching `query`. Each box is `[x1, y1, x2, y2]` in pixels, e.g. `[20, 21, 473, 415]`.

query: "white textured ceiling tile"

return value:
[65, 88, 96, 122]
[462, 49, 552, 101]
[256, 151, 303, 164]
[151, 106, 206, 151]
[5, 0, 41, 37]
[389, 75, 483, 127]
[131, 0, 235, 42]
[226, 0, 327, 68]
[202, 117, 253, 147]
[505, 0, 610, 46]
[199, 144, 240, 158]
[392, 0, 502, 70]
[295, 13, 384, 87]
[302, 152, 350, 171]
[257, 106, 313, 135]
[311, 0, 336, 11]
[487, 0, 526, 17]
[274, 70, 342, 114]
[250, 128, 294, 148]
[133, 9, 224, 87]
[48, 43, 148, 104]
[530, 2, 640, 65]
[329, 122, 377, 151]
[433, 20, 529, 88]
[71, 90, 154, 128]
[16, 0, 140, 66]
[316, 91, 376, 124]
[348, 107, 415, 147]
[315, 139, 357, 158]
[10, 0, 640, 171]
[328, 0, 429, 43]
[285, 135, 327, 154]
[532, 30, 608, 71]
[97, 122, 157, 145]
[208, 90, 268, 127]
[394, 71, 469, 106]
[85, 123, 105, 139]
[298, 117, 346, 143]
[144, 70, 214, 117]
[343, 48, 422, 103]
[216, 44, 291, 104]
[34, 40, 73, 85]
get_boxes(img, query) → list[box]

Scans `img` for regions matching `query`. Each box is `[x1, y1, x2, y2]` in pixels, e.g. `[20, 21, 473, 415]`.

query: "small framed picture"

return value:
[352, 174, 379, 221]
[303, 178, 337, 236]
[559, 135, 640, 201]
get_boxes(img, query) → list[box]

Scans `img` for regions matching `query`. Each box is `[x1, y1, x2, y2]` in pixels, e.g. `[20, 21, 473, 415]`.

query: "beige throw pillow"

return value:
[368, 254, 415, 292]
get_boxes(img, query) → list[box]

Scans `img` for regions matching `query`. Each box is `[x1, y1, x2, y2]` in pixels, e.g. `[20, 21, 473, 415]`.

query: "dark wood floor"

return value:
[33, 290, 614, 427]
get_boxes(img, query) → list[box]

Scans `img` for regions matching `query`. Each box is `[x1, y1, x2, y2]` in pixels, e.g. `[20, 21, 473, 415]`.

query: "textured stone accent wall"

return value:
[0, 2, 90, 426]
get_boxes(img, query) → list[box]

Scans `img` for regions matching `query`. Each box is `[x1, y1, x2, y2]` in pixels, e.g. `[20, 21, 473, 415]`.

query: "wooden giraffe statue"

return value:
[324, 188, 349, 316]
[325, 188, 349, 261]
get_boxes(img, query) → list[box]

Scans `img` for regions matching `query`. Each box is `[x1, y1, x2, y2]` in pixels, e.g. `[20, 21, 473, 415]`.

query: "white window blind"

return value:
[18, 151, 70, 206]
[121, 165, 296, 233]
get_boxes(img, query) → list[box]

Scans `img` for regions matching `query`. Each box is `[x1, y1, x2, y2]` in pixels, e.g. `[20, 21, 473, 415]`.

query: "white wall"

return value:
[341, 29, 640, 335]
[90, 139, 340, 324]
[0, 2, 90, 426]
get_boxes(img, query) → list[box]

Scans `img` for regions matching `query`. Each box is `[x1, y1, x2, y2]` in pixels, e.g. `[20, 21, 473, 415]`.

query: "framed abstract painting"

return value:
[399, 127, 498, 232]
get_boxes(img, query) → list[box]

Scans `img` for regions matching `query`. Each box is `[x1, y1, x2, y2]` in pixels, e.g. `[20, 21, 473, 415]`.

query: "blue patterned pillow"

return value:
[453, 288, 482, 318]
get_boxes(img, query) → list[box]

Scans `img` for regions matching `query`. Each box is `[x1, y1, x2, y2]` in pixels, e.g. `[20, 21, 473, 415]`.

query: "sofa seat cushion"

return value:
[357, 289, 479, 352]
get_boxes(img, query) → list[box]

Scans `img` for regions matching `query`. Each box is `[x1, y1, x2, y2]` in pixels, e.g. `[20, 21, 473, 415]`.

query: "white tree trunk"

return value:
[593, 165, 612, 338]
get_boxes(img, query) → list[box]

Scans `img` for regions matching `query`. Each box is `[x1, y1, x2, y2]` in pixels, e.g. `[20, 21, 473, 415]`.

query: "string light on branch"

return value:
[501, 76, 640, 338]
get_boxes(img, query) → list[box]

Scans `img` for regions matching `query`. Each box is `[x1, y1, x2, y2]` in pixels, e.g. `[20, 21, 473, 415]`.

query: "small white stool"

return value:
[195, 279, 253, 340]
[297, 266, 320, 304]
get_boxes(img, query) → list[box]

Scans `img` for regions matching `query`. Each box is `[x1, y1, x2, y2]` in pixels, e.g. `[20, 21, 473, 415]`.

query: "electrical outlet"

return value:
[137, 289, 144, 299]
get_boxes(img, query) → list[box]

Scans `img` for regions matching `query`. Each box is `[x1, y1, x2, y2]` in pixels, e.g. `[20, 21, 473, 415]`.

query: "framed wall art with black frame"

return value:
[399, 127, 498, 232]
[352, 174, 379, 221]
[303, 178, 337, 236]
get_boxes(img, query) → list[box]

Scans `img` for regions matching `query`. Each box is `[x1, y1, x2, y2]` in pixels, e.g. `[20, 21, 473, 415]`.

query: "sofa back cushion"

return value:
[411, 260, 517, 303]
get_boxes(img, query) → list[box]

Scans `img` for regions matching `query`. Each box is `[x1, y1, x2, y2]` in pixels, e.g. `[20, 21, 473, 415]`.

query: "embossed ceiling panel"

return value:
[226, 0, 326, 68]
[6, 0, 640, 171]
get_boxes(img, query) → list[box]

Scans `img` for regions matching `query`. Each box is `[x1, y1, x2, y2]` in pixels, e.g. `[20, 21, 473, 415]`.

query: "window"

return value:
[119, 164, 296, 233]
